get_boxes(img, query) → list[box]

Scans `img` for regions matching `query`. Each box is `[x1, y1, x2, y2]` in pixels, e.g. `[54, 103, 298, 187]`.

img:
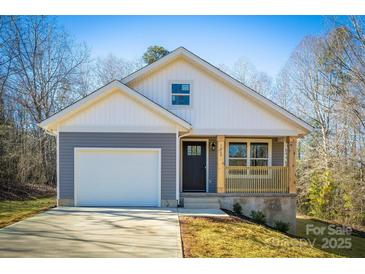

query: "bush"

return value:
[250, 210, 266, 224]
[233, 202, 242, 215]
[274, 220, 290, 233]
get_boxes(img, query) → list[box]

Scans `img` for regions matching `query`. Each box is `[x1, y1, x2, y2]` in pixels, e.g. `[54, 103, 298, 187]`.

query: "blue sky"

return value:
[58, 16, 327, 77]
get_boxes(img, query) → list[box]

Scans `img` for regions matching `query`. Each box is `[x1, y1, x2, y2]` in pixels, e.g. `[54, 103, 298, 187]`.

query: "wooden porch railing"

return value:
[225, 166, 289, 193]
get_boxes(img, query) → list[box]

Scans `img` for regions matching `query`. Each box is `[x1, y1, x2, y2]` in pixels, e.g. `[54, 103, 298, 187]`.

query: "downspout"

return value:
[179, 130, 193, 139]
[176, 129, 192, 206]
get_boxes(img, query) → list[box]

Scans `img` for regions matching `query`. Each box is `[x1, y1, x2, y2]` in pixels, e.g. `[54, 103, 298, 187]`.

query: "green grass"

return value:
[180, 216, 337, 258]
[0, 196, 56, 228]
[296, 215, 365, 258]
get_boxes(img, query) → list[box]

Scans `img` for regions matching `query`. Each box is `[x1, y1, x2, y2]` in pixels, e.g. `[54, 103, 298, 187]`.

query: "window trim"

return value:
[169, 80, 193, 108]
[225, 138, 272, 167]
[225, 138, 272, 178]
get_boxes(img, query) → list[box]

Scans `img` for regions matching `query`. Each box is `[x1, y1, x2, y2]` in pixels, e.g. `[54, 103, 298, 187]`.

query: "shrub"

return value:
[250, 210, 266, 224]
[233, 202, 242, 215]
[274, 220, 290, 233]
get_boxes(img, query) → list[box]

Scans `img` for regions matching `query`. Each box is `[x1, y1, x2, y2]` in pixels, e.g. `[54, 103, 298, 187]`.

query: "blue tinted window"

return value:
[229, 143, 247, 158]
[172, 84, 190, 94]
[172, 95, 190, 105]
[172, 83, 190, 105]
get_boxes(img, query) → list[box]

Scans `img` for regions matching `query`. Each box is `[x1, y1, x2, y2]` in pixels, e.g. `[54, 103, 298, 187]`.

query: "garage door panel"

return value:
[75, 148, 160, 206]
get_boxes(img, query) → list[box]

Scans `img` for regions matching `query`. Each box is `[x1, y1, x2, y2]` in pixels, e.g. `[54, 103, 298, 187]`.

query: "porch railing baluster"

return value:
[224, 166, 289, 193]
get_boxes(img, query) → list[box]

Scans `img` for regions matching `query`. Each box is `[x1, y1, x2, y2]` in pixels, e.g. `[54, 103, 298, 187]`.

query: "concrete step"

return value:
[184, 197, 219, 202]
[184, 203, 221, 209]
[183, 197, 221, 209]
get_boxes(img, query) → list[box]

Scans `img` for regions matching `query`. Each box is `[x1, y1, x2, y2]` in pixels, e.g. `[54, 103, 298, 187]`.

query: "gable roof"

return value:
[38, 80, 191, 134]
[122, 47, 313, 133]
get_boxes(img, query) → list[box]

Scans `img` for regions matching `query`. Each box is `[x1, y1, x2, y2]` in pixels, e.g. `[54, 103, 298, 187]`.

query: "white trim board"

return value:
[175, 130, 180, 202]
[59, 125, 178, 133]
[73, 147, 162, 207]
[56, 133, 60, 203]
[191, 129, 301, 136]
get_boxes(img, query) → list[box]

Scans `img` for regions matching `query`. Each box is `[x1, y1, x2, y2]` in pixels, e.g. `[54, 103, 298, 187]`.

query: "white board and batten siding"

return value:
[59, 90, 180, 134]
[128, 58, 305, 136]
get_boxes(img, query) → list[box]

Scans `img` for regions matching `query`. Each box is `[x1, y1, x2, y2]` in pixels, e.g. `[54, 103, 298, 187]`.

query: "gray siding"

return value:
[59, 132, 176, 201]
[272, 139, 284, 166]
[208, 137, 217, 193]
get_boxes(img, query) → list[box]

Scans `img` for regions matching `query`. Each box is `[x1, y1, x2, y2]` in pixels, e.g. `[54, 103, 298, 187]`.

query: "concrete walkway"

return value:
[178, 208, 228, 217]
[0, 207, 182, 258]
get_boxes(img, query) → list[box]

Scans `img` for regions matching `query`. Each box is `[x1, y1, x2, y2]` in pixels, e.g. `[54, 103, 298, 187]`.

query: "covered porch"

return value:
[181, 135, 297, 196]
[180, 135, 298, 232]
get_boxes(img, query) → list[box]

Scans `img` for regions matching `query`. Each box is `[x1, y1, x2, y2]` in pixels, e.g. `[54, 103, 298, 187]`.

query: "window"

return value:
[227, 139, 271, 167]
[172, 83, 190, 105]
[228, 142, 247, 166]
[250, 143, 269, 166]
[187, 145, 201, 156]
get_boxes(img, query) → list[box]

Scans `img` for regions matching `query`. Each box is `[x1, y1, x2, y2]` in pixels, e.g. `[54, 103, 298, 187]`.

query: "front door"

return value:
[183, 141, 206, 192]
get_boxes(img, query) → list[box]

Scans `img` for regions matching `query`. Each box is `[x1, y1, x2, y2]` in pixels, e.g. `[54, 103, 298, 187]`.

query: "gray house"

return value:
[39, 47, 313, 232]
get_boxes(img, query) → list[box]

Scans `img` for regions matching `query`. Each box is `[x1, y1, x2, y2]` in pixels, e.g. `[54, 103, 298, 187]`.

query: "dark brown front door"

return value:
[183, 141, 206, 192]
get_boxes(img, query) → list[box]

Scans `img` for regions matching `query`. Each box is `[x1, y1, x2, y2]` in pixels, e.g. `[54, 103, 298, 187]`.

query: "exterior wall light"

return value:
[211, 141, 216, 151]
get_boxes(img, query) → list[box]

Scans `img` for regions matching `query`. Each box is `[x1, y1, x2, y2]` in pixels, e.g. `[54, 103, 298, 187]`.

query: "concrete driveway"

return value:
[0, 207, 182, 258]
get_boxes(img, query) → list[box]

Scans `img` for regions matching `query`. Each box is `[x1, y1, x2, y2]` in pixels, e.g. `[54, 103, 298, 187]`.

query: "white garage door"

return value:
[74, 148, 161, 207]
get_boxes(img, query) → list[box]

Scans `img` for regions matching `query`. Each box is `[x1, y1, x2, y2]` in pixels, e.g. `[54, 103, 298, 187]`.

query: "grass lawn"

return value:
[0, 196, 56, 228]
[296, 215, 365, 258]
[180, 216, 338, 258]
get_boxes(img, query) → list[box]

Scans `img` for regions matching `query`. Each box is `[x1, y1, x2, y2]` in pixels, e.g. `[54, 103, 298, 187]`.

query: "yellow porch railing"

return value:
[225, 166, 289, 193]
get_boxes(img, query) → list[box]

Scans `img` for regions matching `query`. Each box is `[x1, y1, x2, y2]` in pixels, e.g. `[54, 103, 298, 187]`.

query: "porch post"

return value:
[217, 135, 225, 193]
[287, 137, 297, 194]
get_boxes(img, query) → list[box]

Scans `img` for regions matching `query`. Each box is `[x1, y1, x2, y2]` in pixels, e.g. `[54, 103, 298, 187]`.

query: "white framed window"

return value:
[171, 83, 190, 106]
[250, 142, 269, 166]
[228, 142, 247, 166]
[226, 139, 272, 167]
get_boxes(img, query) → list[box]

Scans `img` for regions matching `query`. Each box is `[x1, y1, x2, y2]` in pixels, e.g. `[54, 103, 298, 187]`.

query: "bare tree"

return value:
[219, 57, 274, 98]
[0, 16, 13, 120]
[94, 53, 143, 86]
[273, 67, 295, 110]
[279, 26, 365, 225]
[5, 16, 90, 124]
[322, 16, 365, 128]
[288, 37, 336, 162]
[1, 16, 91, 185]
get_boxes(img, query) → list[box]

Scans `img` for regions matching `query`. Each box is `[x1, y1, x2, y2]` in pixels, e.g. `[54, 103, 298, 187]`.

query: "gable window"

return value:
[226, 139, 271, 167]
[172, 83, 190, 105]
